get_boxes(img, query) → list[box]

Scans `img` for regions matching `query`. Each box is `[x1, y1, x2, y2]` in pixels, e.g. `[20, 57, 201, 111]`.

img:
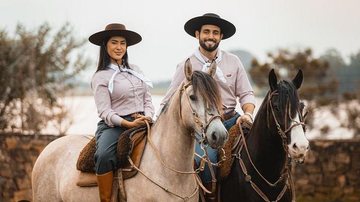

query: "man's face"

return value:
[196, 24, 223, 52]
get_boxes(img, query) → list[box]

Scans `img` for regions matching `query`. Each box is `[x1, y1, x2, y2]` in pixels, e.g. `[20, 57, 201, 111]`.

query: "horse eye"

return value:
[189, 95, 197, 101]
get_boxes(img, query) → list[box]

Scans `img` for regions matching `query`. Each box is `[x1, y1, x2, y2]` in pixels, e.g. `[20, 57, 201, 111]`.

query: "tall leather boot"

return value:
[204, 182, 218, 202]
[96, 171, 113, 202]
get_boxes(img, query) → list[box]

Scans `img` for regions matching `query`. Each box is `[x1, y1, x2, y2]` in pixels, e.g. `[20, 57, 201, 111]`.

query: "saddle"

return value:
[218, 121, 252, 181]
[76, 124, 149, 187]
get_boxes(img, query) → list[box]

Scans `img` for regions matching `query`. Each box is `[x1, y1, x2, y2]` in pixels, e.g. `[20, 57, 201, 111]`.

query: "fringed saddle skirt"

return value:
[218, 122, 252, 181]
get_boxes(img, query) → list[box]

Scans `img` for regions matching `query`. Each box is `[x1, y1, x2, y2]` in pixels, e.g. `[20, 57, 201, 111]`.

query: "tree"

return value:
[249, 48, 339, 131]
[249, 48, 338, 103]
[0, 23, 89, 135]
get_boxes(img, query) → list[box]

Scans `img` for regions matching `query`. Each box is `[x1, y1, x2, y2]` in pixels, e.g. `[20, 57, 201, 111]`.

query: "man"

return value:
[159, 13, 256, 201]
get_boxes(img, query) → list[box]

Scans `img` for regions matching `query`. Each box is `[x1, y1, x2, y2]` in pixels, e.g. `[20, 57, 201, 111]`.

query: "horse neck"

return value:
[246, 104, 287, 181]
[150, 95, 195, 171]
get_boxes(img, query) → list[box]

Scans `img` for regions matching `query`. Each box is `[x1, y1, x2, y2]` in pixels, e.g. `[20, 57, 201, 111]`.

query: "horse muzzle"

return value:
[205, 121, 228, 149]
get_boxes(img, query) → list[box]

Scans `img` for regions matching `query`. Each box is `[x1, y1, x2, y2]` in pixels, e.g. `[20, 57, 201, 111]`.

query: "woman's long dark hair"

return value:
[95, 37, 130, 72]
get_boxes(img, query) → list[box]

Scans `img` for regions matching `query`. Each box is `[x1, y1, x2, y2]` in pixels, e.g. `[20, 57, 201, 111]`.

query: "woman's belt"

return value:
[123, 112, 144, 119]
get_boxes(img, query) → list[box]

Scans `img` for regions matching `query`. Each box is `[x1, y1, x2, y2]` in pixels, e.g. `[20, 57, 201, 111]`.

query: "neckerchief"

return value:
[194, 48, 227, 83]
[108, 63, 153, 93]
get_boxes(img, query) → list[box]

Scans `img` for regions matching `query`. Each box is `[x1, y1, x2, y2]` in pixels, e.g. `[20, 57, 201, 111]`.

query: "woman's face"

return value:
[106, 36, 127, 64]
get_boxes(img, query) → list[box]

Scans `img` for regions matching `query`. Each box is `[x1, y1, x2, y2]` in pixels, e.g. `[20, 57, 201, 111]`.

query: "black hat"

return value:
[184, 13, 236, 40]
[89, 23, 142, 46]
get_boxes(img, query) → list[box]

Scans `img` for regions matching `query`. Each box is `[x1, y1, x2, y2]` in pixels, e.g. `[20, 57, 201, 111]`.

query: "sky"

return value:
[1, 0, 360, 82]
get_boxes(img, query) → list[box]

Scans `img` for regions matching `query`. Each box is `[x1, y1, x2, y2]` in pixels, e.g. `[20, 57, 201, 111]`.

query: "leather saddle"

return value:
[76, 125, 149, 187]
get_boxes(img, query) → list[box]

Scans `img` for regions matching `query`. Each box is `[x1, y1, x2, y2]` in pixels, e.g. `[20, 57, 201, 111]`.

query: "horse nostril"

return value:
[293, 143, 298, 150]
[211, 132, 217, 141]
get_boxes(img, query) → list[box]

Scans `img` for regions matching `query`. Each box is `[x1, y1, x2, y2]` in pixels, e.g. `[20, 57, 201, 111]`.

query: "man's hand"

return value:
[121, 116, 149, 128]
[236, 113, 253, 126]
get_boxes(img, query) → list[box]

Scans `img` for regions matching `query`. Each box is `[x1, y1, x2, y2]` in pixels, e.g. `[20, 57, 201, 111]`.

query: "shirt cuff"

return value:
[144, 110, 154, 119]
[110, 114, 124, 127]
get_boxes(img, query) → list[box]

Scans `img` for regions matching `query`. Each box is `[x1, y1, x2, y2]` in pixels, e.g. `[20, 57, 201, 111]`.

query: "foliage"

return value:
[0, 23, 89, 135]
[250, 48, 338, 101]
[249, 48, 360, 137]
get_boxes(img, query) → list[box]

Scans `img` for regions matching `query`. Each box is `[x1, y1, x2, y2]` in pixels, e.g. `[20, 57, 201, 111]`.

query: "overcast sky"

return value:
[1, 0, 360, 81]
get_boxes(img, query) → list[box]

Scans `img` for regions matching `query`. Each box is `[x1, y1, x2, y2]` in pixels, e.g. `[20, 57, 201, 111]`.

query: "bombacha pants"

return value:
[194, 112, 240, 183]
[94, 115, 135, 174]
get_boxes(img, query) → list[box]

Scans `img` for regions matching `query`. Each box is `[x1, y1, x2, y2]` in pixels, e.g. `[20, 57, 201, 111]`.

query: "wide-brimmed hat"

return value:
[89, 23, 142, 46]
[184, 13, 236, 40]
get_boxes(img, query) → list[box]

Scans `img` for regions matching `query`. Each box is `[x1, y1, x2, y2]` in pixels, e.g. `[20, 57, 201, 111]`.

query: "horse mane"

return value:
[276, 80, 300, 118]
[191, 71, 222, 113]
[159, 71, 222, 117]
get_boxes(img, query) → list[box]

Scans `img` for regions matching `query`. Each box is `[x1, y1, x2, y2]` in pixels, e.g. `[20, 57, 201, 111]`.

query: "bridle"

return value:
[267, 90, 306, 152]
[128, 80, 224, 201]
[179, 81, 226, 197]
[235, 90, 307, 202]
[179, 81, 222, 146]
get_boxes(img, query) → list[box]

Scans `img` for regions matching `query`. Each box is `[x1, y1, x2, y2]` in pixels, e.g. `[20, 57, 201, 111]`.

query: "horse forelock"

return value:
[277, 80, 299, 118]
[191, 71, 222, 113]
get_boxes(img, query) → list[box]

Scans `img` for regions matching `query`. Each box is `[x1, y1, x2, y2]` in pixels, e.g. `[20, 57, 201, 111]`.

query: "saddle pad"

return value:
[76, 137, 96, 173]
[76, 171, 97, 187]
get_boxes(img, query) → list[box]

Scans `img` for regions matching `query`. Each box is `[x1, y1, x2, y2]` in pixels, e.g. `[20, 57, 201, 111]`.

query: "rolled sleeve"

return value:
[110, 114, 124, 127]
[144, 85, 155, 118]
[235, 59, 256, 107]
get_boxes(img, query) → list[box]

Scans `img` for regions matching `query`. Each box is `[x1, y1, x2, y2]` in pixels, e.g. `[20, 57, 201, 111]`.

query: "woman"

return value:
[89, 23, 154, 202]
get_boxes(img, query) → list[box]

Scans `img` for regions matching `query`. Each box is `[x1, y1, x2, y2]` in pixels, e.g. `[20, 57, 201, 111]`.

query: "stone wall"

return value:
[294, 139, 360, 202]
[0, 133, 60, 202]
[0, 134, 359, 202]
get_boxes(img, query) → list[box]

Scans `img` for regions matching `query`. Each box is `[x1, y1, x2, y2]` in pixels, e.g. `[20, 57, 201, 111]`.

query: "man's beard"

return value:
[199, 39, 220, 52]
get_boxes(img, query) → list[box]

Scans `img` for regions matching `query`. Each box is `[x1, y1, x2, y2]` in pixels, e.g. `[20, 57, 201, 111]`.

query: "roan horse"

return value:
[32, 59, 228, 202]
[221, 69, 309, 202]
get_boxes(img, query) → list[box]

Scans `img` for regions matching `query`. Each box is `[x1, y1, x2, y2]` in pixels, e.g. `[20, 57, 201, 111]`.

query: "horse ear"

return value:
[184, 58, 192, 81]
[292, 69, 303, 89]
[269, 69, 278, 92]
[207, 61, 217, 78]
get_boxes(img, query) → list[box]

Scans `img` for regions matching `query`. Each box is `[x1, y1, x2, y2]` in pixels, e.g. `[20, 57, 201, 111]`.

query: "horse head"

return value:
[179, 58, 228, 149]
[267, 69, 309, 163]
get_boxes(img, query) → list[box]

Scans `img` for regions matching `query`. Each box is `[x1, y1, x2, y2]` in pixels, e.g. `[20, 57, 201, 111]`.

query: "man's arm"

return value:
[236, 103, 255, 124]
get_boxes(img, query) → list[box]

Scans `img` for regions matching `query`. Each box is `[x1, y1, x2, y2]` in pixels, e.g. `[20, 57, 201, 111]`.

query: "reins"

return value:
[128, 121, 199, 201]
[179, 81, 224, 195]
[234, 90, 305, 202]
[128, 80, 223, 201]
[236, 125, 291, 202]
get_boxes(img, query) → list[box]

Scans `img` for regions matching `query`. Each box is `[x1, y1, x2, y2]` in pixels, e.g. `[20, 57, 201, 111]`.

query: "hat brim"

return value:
[89, 30, 142, 46]
[184, 16, 236, 40]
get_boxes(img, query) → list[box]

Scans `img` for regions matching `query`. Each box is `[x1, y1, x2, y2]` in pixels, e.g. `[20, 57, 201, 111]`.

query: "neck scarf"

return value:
[194, 48, 227, 83]
[108, 63, 153, 93]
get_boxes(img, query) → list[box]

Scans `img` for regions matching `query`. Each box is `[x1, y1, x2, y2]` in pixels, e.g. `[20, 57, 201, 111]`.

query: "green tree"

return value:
[0, 23, 89, 135]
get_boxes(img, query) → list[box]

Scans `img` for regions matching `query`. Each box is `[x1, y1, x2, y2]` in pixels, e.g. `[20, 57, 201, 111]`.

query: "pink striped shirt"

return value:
[160, 50, 255, 114]
[91, 64, 154, 127]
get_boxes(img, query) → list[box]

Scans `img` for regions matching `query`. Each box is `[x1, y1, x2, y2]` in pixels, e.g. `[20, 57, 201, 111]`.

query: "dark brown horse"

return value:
[221, 69, 309, 202]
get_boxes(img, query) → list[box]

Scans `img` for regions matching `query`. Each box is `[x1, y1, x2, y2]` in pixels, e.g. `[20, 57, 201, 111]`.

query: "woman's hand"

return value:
[135, 114, 153, 123]
[121, 115, 152, 128]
